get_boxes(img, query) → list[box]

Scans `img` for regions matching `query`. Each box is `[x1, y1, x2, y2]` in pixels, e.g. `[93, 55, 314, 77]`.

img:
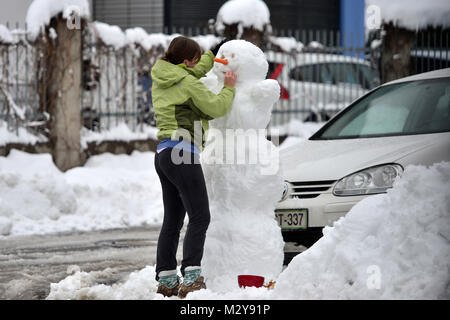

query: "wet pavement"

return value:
[0, 226, 184, 300]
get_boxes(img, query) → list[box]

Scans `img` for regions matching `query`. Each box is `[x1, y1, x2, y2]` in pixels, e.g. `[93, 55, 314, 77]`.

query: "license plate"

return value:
[275, 209, 308, 230]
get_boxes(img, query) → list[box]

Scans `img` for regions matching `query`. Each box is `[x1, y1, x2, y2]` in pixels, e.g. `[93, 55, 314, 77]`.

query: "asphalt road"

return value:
[0, 226, 183, 300]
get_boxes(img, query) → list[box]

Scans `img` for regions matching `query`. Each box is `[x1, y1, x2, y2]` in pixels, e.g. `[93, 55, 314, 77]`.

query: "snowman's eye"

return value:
[220, 55, 225, 59]
[231, 53, 235, 58]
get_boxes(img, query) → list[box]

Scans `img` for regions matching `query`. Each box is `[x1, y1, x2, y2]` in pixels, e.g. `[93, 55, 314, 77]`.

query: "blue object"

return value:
[157, 138, 200, 155]
[340, 0, 365, 57]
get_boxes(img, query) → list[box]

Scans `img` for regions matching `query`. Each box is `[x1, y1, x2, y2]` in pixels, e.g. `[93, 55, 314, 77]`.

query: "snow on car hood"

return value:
[279, 132, 450, 182]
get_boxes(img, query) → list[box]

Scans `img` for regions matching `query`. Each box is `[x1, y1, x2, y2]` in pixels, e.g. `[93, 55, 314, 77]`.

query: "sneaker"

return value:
[178, 267, 206, 299]
[156, 270, 180, 297]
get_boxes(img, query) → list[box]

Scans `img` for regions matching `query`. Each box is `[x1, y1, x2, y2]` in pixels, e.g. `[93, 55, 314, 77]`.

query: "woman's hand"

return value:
[224, 70, 238, 87]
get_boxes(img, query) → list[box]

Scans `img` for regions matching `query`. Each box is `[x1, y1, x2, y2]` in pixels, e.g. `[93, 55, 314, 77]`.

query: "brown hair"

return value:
[162, 36, 202, 65]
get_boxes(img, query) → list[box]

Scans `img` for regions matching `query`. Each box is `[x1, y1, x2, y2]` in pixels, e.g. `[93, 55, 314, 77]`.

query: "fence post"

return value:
[42, 14, 84, 171]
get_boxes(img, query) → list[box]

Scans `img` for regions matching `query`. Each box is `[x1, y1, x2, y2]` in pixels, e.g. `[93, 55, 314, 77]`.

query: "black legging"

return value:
[154, 148, 210, 280]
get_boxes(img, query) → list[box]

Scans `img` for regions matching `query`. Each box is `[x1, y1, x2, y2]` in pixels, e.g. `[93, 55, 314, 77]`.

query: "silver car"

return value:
[266, 51, 380, 122]
[276, 68, 450, 261]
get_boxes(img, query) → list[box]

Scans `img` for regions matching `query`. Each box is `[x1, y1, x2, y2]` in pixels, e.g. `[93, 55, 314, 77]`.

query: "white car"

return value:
[265, 51, 380, 122]
[276, 68, 450, 261]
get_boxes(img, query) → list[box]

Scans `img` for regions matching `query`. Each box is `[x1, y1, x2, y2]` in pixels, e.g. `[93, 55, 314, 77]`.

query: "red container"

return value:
[238, 275, 265, 288]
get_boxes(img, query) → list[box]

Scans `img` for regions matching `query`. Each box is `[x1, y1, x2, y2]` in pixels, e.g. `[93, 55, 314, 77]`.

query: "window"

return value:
[313, 78, 450, 139]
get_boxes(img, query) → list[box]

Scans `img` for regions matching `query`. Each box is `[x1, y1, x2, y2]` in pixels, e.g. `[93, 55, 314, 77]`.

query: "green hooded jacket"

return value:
[151, 50, 236, 149]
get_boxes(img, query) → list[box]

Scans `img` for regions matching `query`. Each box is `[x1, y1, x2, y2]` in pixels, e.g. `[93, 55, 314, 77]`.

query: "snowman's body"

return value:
[200, 40, 285, 292]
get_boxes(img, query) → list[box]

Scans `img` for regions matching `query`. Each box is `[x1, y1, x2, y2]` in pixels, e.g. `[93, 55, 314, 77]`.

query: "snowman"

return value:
[199, 40, 285, 292]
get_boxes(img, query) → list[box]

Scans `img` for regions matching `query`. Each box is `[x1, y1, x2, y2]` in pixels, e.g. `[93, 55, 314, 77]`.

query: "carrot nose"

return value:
[214, 57, 228, 65]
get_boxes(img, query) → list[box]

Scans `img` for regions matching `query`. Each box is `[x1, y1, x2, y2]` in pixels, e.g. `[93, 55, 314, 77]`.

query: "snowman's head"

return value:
[213, 40, 268, 84]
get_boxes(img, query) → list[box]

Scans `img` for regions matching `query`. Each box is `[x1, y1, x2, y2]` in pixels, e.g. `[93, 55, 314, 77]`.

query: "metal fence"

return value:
[1, 23, 449, 142]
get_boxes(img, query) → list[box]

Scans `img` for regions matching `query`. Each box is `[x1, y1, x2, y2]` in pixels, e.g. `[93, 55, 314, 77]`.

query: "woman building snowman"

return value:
[151, 36, 237, 298]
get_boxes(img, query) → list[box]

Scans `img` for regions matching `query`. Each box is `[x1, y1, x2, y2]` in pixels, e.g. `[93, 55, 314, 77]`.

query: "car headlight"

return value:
[333, 164, 403, 196]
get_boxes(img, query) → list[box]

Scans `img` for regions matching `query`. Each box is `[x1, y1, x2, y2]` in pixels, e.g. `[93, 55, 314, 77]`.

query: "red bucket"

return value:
[238, 275, 265, 288]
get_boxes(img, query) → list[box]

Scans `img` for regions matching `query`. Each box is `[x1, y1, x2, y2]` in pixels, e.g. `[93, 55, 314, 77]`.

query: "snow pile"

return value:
[367, 0, 450, 29]
[216, 0, 271, 35]
[93, 21, 127, 49]
[26, 0, 90, 41]
[125, 27, 174, 51]
[273, 161, 450, 299]
[269, 118, 324, 138]
[0, 25, 15, 44]
[95, 23, 219, 53]
[80, 122, 159, 149]
[0, 121, 48, 147]
[269, 36, 304, 53]
[0, 150, 163, 237]
[191, 34, 222, 53]
[46, 266, 162, 300]
[45, 161, 450, 299]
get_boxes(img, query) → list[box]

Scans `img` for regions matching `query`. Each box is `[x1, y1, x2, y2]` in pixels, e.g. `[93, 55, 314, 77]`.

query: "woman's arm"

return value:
[187, 51, 215, 79]
[184, 75, 236, 119]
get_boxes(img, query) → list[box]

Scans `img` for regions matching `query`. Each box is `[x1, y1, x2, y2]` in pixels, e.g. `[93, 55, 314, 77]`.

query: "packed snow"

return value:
[0, 150, 164, 237]
[41, 160, 449, 300]
[200, 40, 284, 291]
[215, 0, 271, 35]
[0, 24, 15, 44]
[26, 0, 90, 41]
[367, 0, 450, 29]
[0, 121, 48, 147]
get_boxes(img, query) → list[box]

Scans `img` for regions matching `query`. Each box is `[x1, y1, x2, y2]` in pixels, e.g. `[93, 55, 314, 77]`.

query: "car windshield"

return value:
[312, 77, 450, 139]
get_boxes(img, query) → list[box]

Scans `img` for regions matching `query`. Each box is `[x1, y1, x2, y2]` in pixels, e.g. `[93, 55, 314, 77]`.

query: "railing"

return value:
[1, 23, 449, 143]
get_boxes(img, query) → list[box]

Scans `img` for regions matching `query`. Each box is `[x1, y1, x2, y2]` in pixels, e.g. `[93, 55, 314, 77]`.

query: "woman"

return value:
[151, 36, 237, 298]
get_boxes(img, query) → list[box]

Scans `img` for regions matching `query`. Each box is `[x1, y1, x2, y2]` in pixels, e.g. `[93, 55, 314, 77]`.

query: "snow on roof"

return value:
[216, 0, 271, 33]
[25, 0, 90, 41]
[367, 0, 450, 29]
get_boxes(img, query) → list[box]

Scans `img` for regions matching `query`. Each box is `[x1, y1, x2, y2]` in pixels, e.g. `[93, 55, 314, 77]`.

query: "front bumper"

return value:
[276, 191, 368, 228]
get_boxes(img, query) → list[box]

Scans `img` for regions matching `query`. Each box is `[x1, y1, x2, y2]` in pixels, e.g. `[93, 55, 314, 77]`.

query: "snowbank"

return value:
[26, 0, 90, 41]
[80, 122, 159, 149]
[216, 0, 271, 34]
[0, 150, 163, 237]
[0, 121, 48, 147]
[367, 0, 450, 29]
[45, 161, 450, 299]
[273, 161, 450, 299]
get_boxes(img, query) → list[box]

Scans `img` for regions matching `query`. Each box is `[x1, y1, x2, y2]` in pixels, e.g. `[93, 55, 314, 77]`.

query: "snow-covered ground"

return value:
[1, 140, 449, 299]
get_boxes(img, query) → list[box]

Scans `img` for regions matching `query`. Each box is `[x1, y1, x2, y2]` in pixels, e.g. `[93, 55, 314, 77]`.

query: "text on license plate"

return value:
[275, 209, 308, 230]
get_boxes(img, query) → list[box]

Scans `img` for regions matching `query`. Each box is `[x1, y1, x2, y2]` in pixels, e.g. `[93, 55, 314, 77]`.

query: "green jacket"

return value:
[151, 50, 236, 149]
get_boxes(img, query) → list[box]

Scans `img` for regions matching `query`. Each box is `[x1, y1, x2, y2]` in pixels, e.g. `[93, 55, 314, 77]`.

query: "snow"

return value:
[0, 24, 14, 44]
[125, 27, 174, 51]
[199, 40, 284, 291]
[41, 161, 449, 299]
[367, 0, 450, 29]
[268, 118, 324, 139]
[0, 121, 48, 147]
[273, 161, 450, 299]
[93, 21, 127, 50]
[26, 0, 90, 41]
[215, 0, 271, 34]
[268, 36, 304, 53]
[0, 150, 163, 237]
[80, 122, 159, 149]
